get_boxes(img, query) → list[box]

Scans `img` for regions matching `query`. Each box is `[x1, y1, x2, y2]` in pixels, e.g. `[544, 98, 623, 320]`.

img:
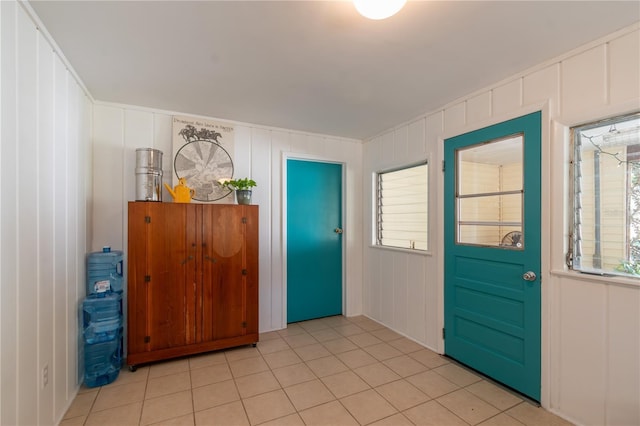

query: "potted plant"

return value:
[220, 178, 257, 205]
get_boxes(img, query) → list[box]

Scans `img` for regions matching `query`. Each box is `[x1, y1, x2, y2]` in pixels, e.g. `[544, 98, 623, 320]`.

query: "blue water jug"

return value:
[84, 330, 122, 387]
[86, 247, 123, 294]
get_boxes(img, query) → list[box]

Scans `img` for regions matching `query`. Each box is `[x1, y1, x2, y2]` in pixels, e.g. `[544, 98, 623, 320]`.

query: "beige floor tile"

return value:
[192, 379, 240, 412]
[322, 337, 359, 354]
[293, 343, 332, 361]
[369, 413, 415, 426]
[320, 316, 354, 328]
[283, 332, 319, 348]
[148, 359, 190, 379]
[188, 351, 227, 370]
[353, 362, 401, 387]
[336, 348, 378, 369]
[272, 363, 316, 387]
[234, 370, 281, 398]
[145, 371, 191, 400]
[333, 324, 365, 337]
[284, 379, 336, 411]
[258, 413, 305, 426]
[383, 354, 428, 377]
[277, 323, 305, 337]
[433, 363, 482, 387]
[190, 363, 232, 388]
[478, 413, 526, 426]
[194, 400, 249, 426]
[348, 332, 383, 347]
[369, 328, 402, 342]
[148, 413, 194, 425]
[242, 389, 296, 425]
[59, 415, 87, 426]
[306, 355, 349, 378]
[256, 337, 290, 355]
[84, 401, 143, 426]
[404, 400, 469, 426]
[406, 370, 459, 399]
[224, 345, 261, 362]
[109, 366, 150, 387]
[364, 342, 404, 361]
[387, 337, 425, 353]
[140, 390, 193, 425]
[259, 331, 281, 341]
[466, 380, 523, 410]
[263, 348, 303, 369]
[229, 356, 269, 378]
[409, 349, 450, 369]
[309, 328, 343, 342]
[340, 389, 398, 424]
[376, 379, 430, 411]
[298, 319, 331, 332]
[64, 389, 98, 418]
[507, 402, 575, 426]
[92, 380, 145, 412]
[321, 370, 370, 398]
[299, 400, 359, 426]
[349, 318, 386, 332]
[437, 389, 501, 424]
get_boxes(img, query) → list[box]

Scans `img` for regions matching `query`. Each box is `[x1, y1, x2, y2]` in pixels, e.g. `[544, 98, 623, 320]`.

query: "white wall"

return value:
[363, 23, 640, 426]
[0, 1, 93, 425]
[91, 103, 363, 334]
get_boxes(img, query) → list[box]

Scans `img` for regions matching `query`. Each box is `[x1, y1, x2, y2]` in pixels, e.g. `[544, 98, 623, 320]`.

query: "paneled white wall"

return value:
[363, 24, 640, 426]
[0, 1, 92, 425]
[91, 103, 363, 334]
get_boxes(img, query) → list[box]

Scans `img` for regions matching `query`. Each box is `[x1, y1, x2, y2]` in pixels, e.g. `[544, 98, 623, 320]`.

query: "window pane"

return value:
[572, 113, 640, 277]
[456, 135, 524, 248]
[377, 163, 428, 250]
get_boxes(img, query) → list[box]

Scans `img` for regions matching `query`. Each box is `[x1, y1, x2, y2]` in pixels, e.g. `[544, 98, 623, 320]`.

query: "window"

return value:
[570, 112, 640, 277]
[376, 162, 428, 250]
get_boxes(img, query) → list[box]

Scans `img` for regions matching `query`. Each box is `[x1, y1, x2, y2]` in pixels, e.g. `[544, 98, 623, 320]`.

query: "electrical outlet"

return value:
[42, 364, 49, 388]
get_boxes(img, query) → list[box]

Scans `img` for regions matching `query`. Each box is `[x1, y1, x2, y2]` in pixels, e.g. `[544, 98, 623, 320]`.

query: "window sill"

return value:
[549, 268, 640, 289]
[369, 245, 432, 256]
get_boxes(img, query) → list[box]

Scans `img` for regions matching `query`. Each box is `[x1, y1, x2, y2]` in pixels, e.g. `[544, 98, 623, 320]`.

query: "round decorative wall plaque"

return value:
[174, 139, 233, 202]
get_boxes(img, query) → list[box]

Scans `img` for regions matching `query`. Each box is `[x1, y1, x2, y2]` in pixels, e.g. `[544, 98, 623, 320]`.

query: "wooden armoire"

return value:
[126, 202, 258, 369]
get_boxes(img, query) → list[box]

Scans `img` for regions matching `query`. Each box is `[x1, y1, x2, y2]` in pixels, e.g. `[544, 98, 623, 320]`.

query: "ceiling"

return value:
[29, 1, 639, 140]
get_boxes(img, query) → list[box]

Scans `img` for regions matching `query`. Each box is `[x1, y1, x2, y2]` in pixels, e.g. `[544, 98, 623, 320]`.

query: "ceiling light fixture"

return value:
[353, 0, 406, 20]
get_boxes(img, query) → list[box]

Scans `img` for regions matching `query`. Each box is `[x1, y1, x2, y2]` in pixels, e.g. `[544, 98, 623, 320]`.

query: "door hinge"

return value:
[144, 336, 151, 343]
[144, 275, 151, 282]
[242, 269, 248, 276]
[242, 321, 247, 328]
[145, 216, 151, 223]
[242, 217, 247, 224]
[442, 160, 446, 172]
[442, 328, 445, 339]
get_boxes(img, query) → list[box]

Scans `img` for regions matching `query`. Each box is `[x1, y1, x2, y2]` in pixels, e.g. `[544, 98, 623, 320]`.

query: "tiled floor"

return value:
[62, 315, 573, 425]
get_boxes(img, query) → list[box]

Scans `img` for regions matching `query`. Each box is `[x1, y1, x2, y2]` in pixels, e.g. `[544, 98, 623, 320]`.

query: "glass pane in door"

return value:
[456, 135, 524, 248]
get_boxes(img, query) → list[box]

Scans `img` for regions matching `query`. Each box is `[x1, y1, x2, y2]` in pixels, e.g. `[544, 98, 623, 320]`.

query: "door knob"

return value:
[334, 228, 343, 234]
[522, 271, 537, 281]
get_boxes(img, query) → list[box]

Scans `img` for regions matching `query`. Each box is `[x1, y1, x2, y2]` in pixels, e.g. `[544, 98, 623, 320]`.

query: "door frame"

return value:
[282, 152, 347, 326]
[436, 102, 552, 406]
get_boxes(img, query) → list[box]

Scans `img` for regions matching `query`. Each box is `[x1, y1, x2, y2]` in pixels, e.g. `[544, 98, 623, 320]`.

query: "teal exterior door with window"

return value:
[287, 159, 343, 323]
[444, 111, 542, 401]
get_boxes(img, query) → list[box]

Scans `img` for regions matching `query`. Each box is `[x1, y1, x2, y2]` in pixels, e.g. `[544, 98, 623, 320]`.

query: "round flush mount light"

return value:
[353, 0, 407, 20]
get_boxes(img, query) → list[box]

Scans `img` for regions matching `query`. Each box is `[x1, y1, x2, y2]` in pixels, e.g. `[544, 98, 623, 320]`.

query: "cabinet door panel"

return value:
[147, 203, 198, 350]
[244, 206, 259, 334]
[202, 205, 246, 340]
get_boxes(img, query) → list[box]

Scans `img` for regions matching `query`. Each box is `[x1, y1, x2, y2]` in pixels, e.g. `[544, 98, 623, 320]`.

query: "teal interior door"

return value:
[287, 159, 343, 323]
[444, 111, 541, 401]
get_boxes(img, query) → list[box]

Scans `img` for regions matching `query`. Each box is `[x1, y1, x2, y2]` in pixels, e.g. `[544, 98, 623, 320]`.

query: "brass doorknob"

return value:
[334, 228, 343, 234]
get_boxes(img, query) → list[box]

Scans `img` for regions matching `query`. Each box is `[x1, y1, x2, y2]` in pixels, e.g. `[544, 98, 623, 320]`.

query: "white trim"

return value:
[281, 152, 347, 326]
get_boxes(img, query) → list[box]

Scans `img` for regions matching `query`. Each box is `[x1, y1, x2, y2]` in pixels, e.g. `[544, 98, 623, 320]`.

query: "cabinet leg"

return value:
[128, 365, 137, 372]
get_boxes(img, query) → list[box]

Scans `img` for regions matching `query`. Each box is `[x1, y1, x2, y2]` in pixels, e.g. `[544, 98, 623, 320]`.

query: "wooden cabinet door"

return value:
[129, 203, 198, 353]
[201, 205, 249, 341]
